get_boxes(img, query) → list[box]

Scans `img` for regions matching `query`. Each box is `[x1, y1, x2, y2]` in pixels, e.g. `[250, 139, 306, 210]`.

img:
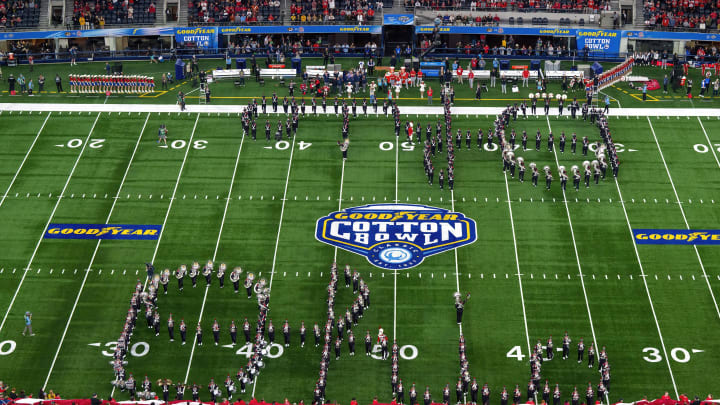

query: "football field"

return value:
[0, 105, 719, 404]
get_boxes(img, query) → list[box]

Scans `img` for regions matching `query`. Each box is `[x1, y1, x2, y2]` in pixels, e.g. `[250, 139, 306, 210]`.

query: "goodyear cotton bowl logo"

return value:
[45, 224, 162, 240]
[633, 229, 720, 245]
[315, 204, 477, 270]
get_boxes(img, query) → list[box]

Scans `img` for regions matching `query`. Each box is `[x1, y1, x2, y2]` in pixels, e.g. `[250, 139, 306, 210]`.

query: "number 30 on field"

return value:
[642, 347, 698, 363]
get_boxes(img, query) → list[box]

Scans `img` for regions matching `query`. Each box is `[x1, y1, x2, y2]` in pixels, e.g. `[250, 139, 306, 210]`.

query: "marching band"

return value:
[69, 74, 155, 94]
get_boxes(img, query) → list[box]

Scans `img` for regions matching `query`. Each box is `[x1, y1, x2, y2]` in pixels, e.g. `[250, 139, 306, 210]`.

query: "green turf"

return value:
[0, 108, 719, 404]
[1, 58, 718, 109]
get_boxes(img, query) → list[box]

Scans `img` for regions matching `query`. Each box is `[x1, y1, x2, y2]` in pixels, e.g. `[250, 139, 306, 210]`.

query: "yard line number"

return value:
[98, 341, 150, 357]
[693, 144, 720, 154]
[0, 340, 16, 355]
[235, 343, 284, 359]
[642, 347, 699, 363]
[370, 344, 418, 360]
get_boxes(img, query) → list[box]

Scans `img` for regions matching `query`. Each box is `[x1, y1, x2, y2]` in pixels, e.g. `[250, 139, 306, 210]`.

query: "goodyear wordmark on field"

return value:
[45, 224, 161, 240]
[315, 204, 477, 270]
[633, 229, 720, 245]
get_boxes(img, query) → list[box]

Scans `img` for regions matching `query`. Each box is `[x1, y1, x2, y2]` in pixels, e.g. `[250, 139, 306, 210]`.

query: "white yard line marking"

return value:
[250, 133, 297, 398]
[502, 172, 532, 361]
[183, 129, 247, 384]
[333, 158, 346, 263]
[2, 103, 720, 117]
[43, 113, 151, 390]
[545, 116, 601, 357]
[612, 177, 679, 397]
[393, 135, 399, 340]
[0, 112, 102, 335]
[150, 113, 201, 264]
[450, 189, 462, 338]
[646, 117, 720, 321]
[0, 112, 52, 209]
[109, 112, 201, 399]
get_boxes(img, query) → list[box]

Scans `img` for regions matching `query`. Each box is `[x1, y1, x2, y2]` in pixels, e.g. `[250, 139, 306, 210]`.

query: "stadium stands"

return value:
[0, 0, 41, 28]
[407, 0, 608, 12]
[642, 0, 719, 31]
[71, 0, 156, 27]
[187, 0, 281, 25]
[430, 13, 500, 25]
[288, 0, 379, 25]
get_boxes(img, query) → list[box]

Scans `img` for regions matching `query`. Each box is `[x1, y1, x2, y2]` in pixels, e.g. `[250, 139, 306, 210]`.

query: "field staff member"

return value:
[22, 311, 34, 336]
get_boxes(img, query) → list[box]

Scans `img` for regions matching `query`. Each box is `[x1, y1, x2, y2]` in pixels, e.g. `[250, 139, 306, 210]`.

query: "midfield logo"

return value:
[315, 204, 478, 270]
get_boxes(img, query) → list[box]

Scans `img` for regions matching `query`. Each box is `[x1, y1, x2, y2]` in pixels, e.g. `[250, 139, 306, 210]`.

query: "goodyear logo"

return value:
[338, 27, 371, 32]
[577, 30, 618, 38]
[175, 27, 216, 35]
[45, 224, 162, 240]
[315, 204, 477, 270]
[539, 28, 570, 35]
[633, 229, 720, 245]
[221, 27, 253, 33]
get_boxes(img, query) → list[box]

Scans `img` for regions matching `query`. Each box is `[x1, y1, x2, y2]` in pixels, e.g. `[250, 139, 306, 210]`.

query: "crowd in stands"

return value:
[225, 35, 380, 56]
[431, 13, 501, 25]
[187, 0, 281, 24]
[643, 0, 719, 31]
[407, 0, 609, 12]
[289, 0, 381, 25]
[71, 0, 156, 27]
[419, 35, 575, 56]
[0, 0, 41, 28]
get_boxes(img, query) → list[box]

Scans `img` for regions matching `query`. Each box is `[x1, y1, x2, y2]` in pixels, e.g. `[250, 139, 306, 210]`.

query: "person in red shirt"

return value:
[427, 87, 433, 104]
[409, 68, 416, 87]
[468, 69, 475, 88]
[456, 65, 464, 84]
[350, 398, 358, 405]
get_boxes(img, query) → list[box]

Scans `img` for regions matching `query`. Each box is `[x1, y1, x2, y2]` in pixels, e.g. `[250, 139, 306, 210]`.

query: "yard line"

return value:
[150, 113, 201, 264]
[183, 129, 247, 384]
[109, 113, 201, 399]
[42, 113, 151, 390]
[450, 190, 462, 337]
[501, 172, 532, 361]
[333, 158, 346, 263]
[0, 112, 52, 210]
[611, 178, 679, 398]
[545, 116, 600, 352]
[0, 112, 102, 336]
[250, 132, 297, 398]
[696, 118, 720, 171]
[393, 135, 398, 340]
[646, 117, 720, 321]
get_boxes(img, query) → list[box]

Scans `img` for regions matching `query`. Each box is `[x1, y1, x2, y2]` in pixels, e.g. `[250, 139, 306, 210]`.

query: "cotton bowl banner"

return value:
[383, 14, 414, 25]
[174, 27, 218, 49]
[575, 29, 621, 54]
[315, 204, 477, 270]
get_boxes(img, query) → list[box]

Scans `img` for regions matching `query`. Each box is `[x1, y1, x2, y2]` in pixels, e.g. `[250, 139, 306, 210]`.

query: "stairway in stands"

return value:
[633, 0, 644, 27]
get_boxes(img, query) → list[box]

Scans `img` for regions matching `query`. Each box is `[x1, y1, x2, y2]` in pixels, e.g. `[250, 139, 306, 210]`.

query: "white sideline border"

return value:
[2, 103, 720, 117]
